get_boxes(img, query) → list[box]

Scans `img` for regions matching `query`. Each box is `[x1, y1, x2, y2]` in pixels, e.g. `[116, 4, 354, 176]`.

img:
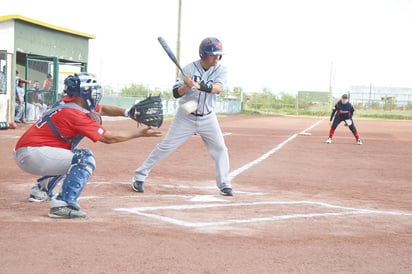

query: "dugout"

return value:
[0, 14, 95, 123]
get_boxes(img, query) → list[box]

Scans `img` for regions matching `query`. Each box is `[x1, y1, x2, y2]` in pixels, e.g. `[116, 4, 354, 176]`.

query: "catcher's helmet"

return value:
[64, 72, 102, 111]
[199, 37, 224, 60]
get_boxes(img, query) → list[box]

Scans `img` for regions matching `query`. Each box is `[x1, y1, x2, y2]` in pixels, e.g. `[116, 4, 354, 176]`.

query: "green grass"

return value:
[358, 113, 412, 120]
[241, 108, 412, 120]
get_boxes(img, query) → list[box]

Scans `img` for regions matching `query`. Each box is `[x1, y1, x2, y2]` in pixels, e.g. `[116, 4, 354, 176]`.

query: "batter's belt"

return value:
[191, 111, 212, 117]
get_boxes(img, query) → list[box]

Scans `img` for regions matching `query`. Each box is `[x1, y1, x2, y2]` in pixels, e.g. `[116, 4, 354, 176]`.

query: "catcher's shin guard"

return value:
[57, 149, 96, 210]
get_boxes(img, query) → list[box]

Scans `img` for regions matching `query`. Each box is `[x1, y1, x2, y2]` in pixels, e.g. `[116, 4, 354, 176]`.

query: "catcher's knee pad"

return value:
[70, 148, 96, 171]
[58, 149, 96, 210]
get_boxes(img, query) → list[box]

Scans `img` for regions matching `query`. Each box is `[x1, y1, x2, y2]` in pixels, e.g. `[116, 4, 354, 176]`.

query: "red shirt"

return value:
[15, 98, 106, 150]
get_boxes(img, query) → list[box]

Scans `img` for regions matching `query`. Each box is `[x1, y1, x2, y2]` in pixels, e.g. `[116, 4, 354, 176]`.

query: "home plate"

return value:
[190, 195, 226, 202]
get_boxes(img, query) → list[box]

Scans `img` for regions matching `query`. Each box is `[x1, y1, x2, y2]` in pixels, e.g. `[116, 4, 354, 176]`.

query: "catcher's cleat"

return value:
[28, 184, 50, 202]
[356, 139, 363, 145]
[48, 206, 86, 219]
[220, 188, 233, 196]
[326, 138, 332, 144]
[132, 181, 144, 192]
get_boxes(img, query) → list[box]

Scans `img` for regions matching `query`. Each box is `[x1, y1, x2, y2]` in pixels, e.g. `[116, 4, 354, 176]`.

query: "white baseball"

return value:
[181, 100, 198, 114]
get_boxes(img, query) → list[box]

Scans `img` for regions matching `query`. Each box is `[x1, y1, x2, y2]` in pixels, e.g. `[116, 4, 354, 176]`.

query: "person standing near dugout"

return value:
[131, 37, 233, 196]
[326, 93, 362, 145]
[14, 72, 162, 218]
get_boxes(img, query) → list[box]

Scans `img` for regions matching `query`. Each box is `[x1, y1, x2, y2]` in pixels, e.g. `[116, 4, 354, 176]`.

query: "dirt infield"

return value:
[1, 114, 411, 273]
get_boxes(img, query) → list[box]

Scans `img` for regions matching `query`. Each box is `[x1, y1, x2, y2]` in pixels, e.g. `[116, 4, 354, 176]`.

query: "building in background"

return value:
[0, 15, 95, 122]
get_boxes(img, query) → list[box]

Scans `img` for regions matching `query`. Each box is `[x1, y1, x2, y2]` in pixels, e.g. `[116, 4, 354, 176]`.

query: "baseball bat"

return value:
[157, 36, 186, 76]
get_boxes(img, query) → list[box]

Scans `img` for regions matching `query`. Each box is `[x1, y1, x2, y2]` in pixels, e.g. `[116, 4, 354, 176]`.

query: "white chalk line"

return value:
[114, 200, 412, 228]
[124, 211, 361, 228]
[228, 119, 323, 180]
[0, 135, 20, 139]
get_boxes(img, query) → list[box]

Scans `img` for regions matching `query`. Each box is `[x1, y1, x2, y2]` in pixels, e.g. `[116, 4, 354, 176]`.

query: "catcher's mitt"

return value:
[128, 95, 163, 127]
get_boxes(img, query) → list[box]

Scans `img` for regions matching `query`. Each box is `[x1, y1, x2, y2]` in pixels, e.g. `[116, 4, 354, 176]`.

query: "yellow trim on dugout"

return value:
[0, 14, 96, 39]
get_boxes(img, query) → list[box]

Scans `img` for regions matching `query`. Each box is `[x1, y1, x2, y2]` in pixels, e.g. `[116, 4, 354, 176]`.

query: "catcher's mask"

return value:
[199, 37, 224, 60]
[64, 72, 102, 111]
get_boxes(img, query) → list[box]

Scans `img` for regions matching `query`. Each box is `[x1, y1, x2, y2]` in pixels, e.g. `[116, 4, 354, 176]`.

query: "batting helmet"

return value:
[199, 37, 224, 60]
[64, 72, 102, 111]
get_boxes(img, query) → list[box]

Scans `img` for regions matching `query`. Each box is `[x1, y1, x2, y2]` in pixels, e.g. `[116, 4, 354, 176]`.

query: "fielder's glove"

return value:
[128, 95, 163, 128]
[344, 119, 352, 127]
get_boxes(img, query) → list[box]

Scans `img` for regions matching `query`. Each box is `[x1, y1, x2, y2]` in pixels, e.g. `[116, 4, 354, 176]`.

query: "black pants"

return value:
[331, 118, 357, 133]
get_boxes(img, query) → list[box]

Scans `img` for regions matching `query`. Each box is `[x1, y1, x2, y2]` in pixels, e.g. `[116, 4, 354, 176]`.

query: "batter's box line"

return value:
[88, 181, 264, 196]
[114, 200, 412, 228]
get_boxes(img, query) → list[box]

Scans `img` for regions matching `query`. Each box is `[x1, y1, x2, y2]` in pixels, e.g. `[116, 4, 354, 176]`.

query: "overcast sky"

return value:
[2, 0, 412, 94]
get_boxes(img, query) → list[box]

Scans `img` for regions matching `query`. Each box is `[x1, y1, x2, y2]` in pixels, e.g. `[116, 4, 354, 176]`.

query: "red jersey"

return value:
[15, 99, 106, 150]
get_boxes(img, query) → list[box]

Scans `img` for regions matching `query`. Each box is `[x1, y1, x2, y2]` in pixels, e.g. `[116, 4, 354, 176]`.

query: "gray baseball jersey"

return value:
[174, 60, 227, 115]
[133, 60, 231, 192]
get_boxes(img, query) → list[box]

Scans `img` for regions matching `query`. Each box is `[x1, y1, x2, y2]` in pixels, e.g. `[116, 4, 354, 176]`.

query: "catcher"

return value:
[13, 72, 162, 219]
[326, 93, 362, 145]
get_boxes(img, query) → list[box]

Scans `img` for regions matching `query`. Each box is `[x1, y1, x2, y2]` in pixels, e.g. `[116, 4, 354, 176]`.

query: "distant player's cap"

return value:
[341, 94, 348, 99]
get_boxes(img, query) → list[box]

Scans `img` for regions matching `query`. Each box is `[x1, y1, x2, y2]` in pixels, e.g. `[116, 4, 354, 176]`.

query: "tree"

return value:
[100, 85, 115, 96]
[120, 83, 150, 97]
[280, 93, 296, 109]
[231, 86, 243, 100]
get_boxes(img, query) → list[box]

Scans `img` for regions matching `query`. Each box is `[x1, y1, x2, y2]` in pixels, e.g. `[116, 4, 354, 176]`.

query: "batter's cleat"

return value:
[48, 206, 87, 219]
[356, 139, 363, 145]
[326, 138, 332, 144]
[221, 188, 233, 196]
[132, 180, 144, 192]
[28, 184, 50, 202]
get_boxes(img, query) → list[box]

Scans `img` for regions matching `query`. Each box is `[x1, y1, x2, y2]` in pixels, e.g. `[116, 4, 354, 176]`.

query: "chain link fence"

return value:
[99, 86, 412, 120]
[242, 89, 412, 119]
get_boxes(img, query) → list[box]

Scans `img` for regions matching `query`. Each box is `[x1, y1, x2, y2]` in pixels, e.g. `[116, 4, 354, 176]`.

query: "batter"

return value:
[132, 37, 233, 196]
